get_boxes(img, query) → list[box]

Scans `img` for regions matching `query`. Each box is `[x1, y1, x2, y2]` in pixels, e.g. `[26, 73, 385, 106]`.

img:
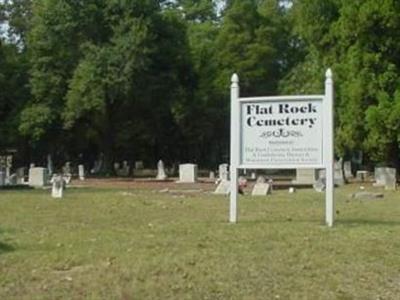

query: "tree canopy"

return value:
[0, 0, 399, 171]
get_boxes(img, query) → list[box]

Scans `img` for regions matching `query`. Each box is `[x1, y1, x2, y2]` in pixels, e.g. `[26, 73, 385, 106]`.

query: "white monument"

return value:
[374, 167, 397, 190]
[156, 160, 167, 180]
[78, 164, 85, 180]
[178, 164, 198, 183]
[229, 69, 334, 226]
[0, 170, 5, 187]
[251, 183, 271, 196]
[214, 180, 230, 195]
[50, 174, 65, 198]
[29, 167, 48, 187]
[218, 163, 229, 181]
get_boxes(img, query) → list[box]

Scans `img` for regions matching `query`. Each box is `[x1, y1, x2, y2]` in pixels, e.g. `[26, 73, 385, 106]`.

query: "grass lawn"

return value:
[0, 184, 399, 299]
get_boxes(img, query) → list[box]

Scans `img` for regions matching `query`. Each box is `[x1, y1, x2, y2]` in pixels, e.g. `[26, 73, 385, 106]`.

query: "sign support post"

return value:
[229, 74, 239, 223]
[324, 69, 334, 227]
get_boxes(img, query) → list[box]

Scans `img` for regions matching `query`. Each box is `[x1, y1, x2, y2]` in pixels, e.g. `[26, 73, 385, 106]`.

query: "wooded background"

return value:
[1, 0, 399, 172]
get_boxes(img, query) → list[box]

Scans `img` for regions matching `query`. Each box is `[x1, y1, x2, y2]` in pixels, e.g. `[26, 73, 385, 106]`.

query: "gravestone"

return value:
[29, 163, 35, 169]
[121, 161, 130, 176]
[293, 169, 318, 184]
[179, 164, 198, 183]
[356, 170, 369, 181]
[344, 161, 353, 178]
[256, 175, 266, 183]
[374, 167, 397, 190]
[251, 172, 256, 180]
[135, 161, 144, 170]
[218, 164, 229, 181]
[313, 178, 326, 192]
[78, 164, 85, 180]
[156, 160, 167, 180]
[334, 161, 345, 186]
[251, 183, 271, 196]
[50, 174, 65, 198]
[0, 170, 5, 186]
[209, 171, 215, 180]
[47, 154, 54, 176]
[16, 167, 26, 184]
[8, 174, 17, 185]
[29, 167, 48, 187]
[214, 180, 230, 195]
[63, 162, 72, 175]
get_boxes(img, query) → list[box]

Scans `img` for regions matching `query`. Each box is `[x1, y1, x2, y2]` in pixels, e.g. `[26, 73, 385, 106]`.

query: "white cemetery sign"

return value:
[229, 69, 335, 226]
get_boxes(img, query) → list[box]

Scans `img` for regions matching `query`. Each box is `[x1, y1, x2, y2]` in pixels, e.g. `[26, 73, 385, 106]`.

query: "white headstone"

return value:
[156, 160, 167, 180]
[256, 175, 266, 183]
[16, 167, 26, 184]
[313, 178, 326, 192]
[135, 161, 144, 170]
[251, 183, 271, 196]
[8, 174, 17, 185]
[0, 170, 5, 186]
[344, 161, 353, 178]
[179, 164, 198, 183]
[47, 154, 54, 176]
[218, 164, 229, 181]
[209, 171, 215, 180]
[214, 180, 230, 195]
[78, 164, 85, 180]
[29, 167, 48, 187]
[50, 174, 65, 198]
[293, 169, 318, 184]
[251, 172, 256, 180]
[374, 167, 397, 190]
[356, 170, 369, 181]
[334, 161, 345, 186]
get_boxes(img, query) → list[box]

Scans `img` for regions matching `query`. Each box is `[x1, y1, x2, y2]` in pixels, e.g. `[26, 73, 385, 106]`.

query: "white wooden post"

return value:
[230, 74, 240, 223]
[324, 69, 335, 226]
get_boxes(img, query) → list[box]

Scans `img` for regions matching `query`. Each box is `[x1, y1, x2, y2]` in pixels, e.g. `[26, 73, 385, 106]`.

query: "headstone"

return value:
[251, 183, 271, 196]
[209, 171, 215, 180]
[63, 162, 72, 175]
[293, 168, 318, 184]
[0, 170, 5, 187]
[156, 160, 167, 180]
[374, 167, 397, 190]
[218, 164, 229, 181]
[356, 170, 369, 181]
[313, 178, 326, 192]
[251, 172, 256, 180]
[50, 174, 65, 198]
[179, 164, 198, 183]
[344, 161, 353, 178]
[8, 174, 17, 185]
[214, 180, 230, 195]
[334, 160, 345, 186]
[135, 161, 144, 170]
[113, 162, 120, 172]
[16, 167, 26, 184]
[256, 175, 266, 183]
[29, 163, 35, 169]
[288, 187, 296, 193]
[78, 164, 85, 180]
[47, 154, 54, 176]
[29, 167, 48, 187]
[91, 156, 103, 174]
[121, 161, 130, 176]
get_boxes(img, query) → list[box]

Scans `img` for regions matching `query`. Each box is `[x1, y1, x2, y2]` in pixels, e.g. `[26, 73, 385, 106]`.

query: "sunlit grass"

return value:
[0, 185, 399, 299]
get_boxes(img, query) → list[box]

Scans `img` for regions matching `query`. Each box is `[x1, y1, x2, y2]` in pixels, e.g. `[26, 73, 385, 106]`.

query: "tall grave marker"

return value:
[230, 69, 335, 226]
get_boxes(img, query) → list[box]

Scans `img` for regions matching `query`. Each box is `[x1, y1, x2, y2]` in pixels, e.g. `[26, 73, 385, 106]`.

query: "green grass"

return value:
[0, 185, 399, 299]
